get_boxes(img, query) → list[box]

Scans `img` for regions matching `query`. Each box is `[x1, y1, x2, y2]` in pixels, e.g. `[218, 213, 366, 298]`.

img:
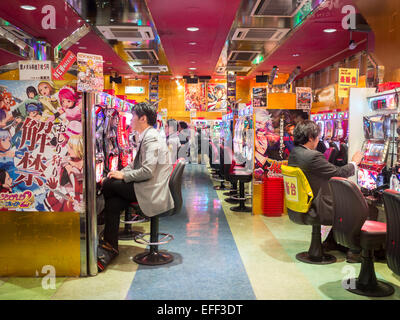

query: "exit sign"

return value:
[125, 86, 145, 94]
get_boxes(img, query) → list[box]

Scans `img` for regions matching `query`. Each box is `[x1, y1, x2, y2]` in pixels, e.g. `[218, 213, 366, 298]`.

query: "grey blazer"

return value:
[288, 145, 355, 225]
[121, 127, 174, 217]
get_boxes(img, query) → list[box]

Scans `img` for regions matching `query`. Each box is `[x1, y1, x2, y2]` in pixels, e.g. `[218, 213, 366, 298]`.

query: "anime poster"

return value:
[296, 87, 312, 110]
[0, 80, 84, 212]
[252, 87, 268, 108]
[254, 108, 308, 182]
[77, 53, 104, 92]
[207, 83, 227, 112]
[185, 82, 206, 111]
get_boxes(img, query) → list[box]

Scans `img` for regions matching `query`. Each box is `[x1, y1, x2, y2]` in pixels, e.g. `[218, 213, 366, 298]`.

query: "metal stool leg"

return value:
[133, 217, 174, 265]
[231, 181, 252, 212]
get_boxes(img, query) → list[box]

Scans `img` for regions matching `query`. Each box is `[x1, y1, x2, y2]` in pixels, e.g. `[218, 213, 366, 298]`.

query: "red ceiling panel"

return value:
[251, 0, 369, 78]
[146, 0, 242, 77]
[0, 0, 133, 74]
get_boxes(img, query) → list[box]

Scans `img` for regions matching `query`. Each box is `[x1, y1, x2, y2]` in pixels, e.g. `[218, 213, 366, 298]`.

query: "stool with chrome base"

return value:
[229, 170, 252, 212]
[329, 178, 394, 297]
[133, 158, 185, 265]
[118, 205, 148, 240]
[383, 190, 400, 278]
[282, 165, 336, 265]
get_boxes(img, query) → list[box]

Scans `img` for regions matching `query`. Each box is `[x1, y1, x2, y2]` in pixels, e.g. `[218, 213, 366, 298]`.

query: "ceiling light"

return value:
[189, 67, 197, 70]
[323, 28, 337, 33]
[20, 5, 36, 10]
[190, 61, 196, 64]
[187, 27, 199, 32]
[189, 42, 197, 45]
[292, 53, 300, 57]
[78, 46, 87, 50]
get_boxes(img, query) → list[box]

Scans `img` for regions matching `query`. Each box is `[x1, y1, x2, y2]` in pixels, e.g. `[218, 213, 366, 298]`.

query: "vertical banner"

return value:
[207, 82, 227, 111]
[227, 72, 237, 114]
[185, 82, 206, 111]
[149, 74, 159, 109]
[18, 61, 52, 81]
[252, 87, 268, 108]
[52, 51, 77, 80]
[338, 68, 359, 98]
[77, 53, 104, 92]
[296, 87, 312, 110]
[0, 80, 84, 212]
[254, 108, 308, 182]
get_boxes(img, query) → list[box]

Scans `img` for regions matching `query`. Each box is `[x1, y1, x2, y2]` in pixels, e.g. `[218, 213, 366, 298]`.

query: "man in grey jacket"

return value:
[288, 120, 364, 262]
[101, 103, 174, 254]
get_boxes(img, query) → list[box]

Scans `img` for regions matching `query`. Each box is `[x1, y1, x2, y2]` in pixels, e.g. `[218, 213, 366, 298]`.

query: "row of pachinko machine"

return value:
[0, 79, 168, 277]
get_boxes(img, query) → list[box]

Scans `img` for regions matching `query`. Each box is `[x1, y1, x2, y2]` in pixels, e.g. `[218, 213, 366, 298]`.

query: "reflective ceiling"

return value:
[0, 0, 372, 80]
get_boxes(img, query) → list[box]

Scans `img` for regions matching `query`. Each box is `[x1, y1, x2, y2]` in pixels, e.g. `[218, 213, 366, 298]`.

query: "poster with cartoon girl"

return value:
[0, 80, 84, 213]
[207, 83, 227, 112]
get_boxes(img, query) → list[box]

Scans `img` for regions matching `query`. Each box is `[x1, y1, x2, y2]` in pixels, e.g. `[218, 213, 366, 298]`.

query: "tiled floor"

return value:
[1, 163, 400, 300]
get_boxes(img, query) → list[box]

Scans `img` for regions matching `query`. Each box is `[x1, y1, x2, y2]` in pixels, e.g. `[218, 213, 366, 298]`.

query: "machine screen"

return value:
[95, 162, 104, 183]
[324, 120, 334, 139]
[371, 122, 384, 139]
[358, 168, 379, 190]
[316, 121, 325, 138]
[362, 142, 386, 164]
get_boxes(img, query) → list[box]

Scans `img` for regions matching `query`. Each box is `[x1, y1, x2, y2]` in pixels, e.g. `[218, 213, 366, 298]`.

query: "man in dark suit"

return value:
[288, 120, 363, 262]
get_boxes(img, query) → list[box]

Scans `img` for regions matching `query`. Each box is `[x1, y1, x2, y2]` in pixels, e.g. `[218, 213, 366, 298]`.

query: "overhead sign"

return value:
[52, 50, 77, 80]
[338, 68, 359, 98]
[125, 86, 145, 94]
[296, 87, 312, 110]
[18, 60, 52, 81]
[77, 53, 104, 92]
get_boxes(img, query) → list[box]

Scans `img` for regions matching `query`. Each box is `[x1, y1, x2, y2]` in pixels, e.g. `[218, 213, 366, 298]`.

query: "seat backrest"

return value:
[324, 148, 333, 161]
[327, 147, 337, 163]
[383, 190, 400, 276]
[281, 165, 314, 213]
[223, 146, 234, 179]
[166, 158, 186, 216]
[329, 177, 370, 250]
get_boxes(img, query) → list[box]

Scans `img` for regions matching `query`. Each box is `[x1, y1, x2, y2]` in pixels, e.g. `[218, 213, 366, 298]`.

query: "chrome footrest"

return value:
[134, 232, 174, 246]
[213, 178, 225, 182]
[120, 214, 148, 224]
[231, 196, 246, 201]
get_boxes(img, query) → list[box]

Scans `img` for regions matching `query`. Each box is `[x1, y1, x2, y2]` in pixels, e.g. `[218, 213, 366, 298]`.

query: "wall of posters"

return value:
[254, 108, 308, 182]
[185, 82, 206, 111]
[77, 53, 104, 92]
[296, 87, 312, 110]
[252, 87, 268, 108]
[0, 80, 84, 212]
[207, 83, 227, 111]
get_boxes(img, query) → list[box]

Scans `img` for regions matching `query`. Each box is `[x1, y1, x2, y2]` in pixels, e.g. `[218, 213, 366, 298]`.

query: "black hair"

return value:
[133, 102, 157, 126]
[0, 169, 6, 185]
[166, 119, 178, 133]
[179, 121, 188, 130]
[26, 86, 38, 98]
[293, 120, 321, 146]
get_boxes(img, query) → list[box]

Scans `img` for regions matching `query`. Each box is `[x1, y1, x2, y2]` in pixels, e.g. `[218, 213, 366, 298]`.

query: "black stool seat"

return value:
[229, 170, 252, 212]
[330, 177, 394, 297]
[288, 209, 336, 264]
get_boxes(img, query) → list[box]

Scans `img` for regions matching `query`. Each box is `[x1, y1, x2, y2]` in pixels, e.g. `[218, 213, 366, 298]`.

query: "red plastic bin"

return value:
[261, 176, 284, 217]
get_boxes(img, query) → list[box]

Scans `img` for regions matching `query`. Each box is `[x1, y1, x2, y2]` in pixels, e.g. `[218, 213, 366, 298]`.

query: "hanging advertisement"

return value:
[77, 53, 104, 92]
[52, 51, 77, 80]
[0, 80, 84, 212]
[252, 87, 268, 108]
[254, 108, 308, 182]
[338, 68, 359, 98]
[185, 82, 206, 111]
[296, 87, 312, 110]
[207, 82, 227, 112]
[18, 61, 52, 81]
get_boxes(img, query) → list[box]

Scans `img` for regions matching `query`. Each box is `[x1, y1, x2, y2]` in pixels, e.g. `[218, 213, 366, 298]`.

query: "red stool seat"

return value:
[361, 220, 387, 234]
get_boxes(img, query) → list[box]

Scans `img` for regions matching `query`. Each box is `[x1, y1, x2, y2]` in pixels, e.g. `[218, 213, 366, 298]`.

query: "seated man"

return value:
[98, 103, 174, 271]
[288, 120, 363, 261]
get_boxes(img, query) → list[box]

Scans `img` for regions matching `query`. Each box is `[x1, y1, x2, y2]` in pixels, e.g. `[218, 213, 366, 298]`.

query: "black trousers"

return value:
[102, 178, 137, 250]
